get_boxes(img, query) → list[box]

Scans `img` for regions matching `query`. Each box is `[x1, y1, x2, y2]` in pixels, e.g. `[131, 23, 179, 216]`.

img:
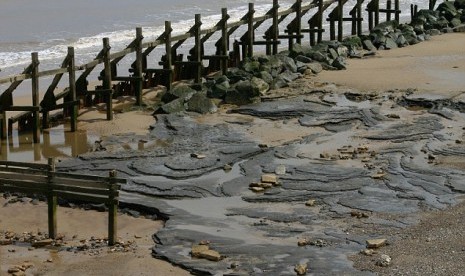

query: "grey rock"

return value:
[258, 71, 273, 84]
[161, 84, 196, 103]
[295, 55, 313, 63]
[332, 56, 346, 70]
[250, 77, 270, 96]
[307, 62, 323, 74]
[362, 39, 377, 51]
[186, 92, 218, 114]
[155, 98, 186, 114]
[384, 37, 398, 50]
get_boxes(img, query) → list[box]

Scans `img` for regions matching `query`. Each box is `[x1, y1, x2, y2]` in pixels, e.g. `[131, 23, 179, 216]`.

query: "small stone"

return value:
[294, 263, 308, 275]
[223, 164, 232, 171]
[371, 172, 386, 179]
[275, 165, 286, 175]
[360, 249, 376, 256]
[46, 258, 53, 263]
[305, 199, 316, 207]
[320, 152, 331, 159]
[198, 249, 222, 261]
[8, 267, 21, 273]
[229, 262, 239, 269]
[261, 174, 278, 184]
[351, 211, 369, 218]
[32, 239, 53, 247]
[366, 238, 387, 249]
[249, 187, 265, 193]
[456, 139, 463, 144]
[191, 244, 209, 258]
[191, 153, 206, 159]
[376, 254, 392, 267]
[297, 238, 308, 246]
[198, 240, 210, 245]
[134, 234, 142, 239]
[386, 113, 400, 119]
[0, 239, 12, 245]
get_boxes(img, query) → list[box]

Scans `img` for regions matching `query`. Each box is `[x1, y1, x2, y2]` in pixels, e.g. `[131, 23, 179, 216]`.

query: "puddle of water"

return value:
[0, 124, 99, 162]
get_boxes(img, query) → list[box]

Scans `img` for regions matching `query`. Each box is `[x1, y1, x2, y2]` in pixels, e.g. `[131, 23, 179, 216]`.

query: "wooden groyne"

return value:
[0, 0, 438, 144]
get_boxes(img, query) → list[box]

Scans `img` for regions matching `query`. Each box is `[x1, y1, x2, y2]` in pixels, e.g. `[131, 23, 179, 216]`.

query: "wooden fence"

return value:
[0, 0, 437, 144]
[0, 158, 125, 245]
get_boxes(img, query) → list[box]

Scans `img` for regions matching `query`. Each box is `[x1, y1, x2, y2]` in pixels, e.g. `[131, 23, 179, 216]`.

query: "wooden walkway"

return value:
[0, 0, 436, 144]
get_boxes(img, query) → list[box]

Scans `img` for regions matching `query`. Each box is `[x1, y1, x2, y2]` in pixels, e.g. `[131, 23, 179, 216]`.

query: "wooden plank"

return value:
[68, 47, 78, 132]
[0, 171, 48, 183]
[54, 191, 113, 204]
[0, 161, 50, 170]
[3, 106, 41, 112]
[134, 27, 144, 106]
[53, 171, 126, 184]
[0, 73, 31, 85]
[37, 67, 69, 78]
[0, 185, 48, 194]
[108, 170, 118, 246]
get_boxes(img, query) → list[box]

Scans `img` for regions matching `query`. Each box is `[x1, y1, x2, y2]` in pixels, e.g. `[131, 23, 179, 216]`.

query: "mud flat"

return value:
[43, 32, 465, 275]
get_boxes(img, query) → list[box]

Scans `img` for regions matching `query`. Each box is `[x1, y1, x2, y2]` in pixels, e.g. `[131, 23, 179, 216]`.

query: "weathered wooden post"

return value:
[387, 0, 392, 21]
[375, 0, 380, 26]
[395, 0, 400, 22]
[165, 21, 173, 91]
[31, 52, 41, 144]
[68, 47, 78, 132]
[429, 0, 437, 10]
[108, 170, 118, 246]
[295, 0, 302, 45]
[102, 38, 113, 120]
[318, 0, 324, 43]
[47, 157, 57, 239]
[247, 3, 255, 58]
[272, 0, 279, 55]
[0, 112, 6, 140]
[221, 8, 229, 75]
[357, 0, 363, 36]
[194, 14, 203, 84]
[135, 27, 144, 106]
[337, 0, 343, 41]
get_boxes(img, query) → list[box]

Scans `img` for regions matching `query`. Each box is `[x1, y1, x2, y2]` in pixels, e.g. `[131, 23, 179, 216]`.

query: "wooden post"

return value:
[387, 0, 392, 21]
[0, 112, 6, 140]
[221, 8, 229, 75]
[375, 0, 380, 26]
[247, 3, 255, 58]
[31, 52, 40, 144]
[164, 21, 173, 91]
[135, 27, 143, 106]
[357, 0, 362, 36]
[102, 38, 113, 120]
[47, 157, 57, 239]
[430, 0, 437, 10]
[194, 14, 202, 84]
[68, 47, 78, 132]
[108, 170, 118, 246]
[395, 0, 400, 22]
[330, 21, 336, 41]
[295, 0, 302, 46]
[317, 0, 323, 43]
[337, 0, 343, 41]
[272, 0, 279, 55]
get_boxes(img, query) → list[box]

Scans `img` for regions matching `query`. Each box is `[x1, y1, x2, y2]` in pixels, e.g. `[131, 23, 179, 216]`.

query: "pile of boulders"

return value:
[153, 0, 465, 116]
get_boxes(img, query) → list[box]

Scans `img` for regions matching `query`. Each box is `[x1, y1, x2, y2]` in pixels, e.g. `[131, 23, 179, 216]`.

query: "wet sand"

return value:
[1, 32, 465, 275]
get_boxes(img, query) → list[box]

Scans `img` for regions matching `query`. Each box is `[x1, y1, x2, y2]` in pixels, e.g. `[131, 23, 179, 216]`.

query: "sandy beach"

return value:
[2, 32, 465, 275]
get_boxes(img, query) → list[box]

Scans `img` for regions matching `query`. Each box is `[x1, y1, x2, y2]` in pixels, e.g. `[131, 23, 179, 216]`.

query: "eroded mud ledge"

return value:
[57, 79, 465, 275]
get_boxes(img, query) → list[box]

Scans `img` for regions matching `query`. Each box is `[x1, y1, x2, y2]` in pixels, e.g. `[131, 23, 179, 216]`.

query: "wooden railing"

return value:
[0, 0, 437, 144]
[0, 158, 125, 245]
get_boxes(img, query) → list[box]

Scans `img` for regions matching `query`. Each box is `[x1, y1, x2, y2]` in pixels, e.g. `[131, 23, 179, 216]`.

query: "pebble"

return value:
[360, 249, 376, 256]
[294, 263, 308, 275]
[366, 238, 387, 249]
[376, 254, 392, 267]
[275, 165, 286, 175]
[305, 199, 316, 207]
